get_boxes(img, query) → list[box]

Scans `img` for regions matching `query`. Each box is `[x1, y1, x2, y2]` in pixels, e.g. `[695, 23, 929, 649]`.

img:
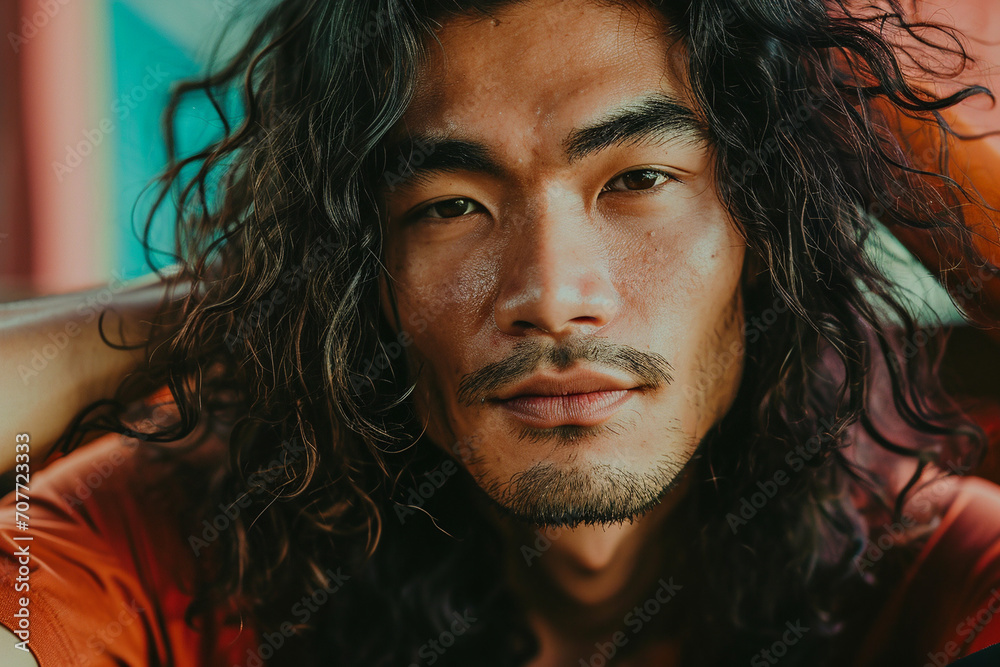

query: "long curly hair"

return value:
[51, 0, 999, 664]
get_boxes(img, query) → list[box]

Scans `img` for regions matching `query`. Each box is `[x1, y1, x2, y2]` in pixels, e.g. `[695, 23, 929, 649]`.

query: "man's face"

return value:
[378, 0, 746, 526]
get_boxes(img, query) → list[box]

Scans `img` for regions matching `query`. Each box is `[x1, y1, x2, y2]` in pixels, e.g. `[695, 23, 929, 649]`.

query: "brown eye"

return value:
[602, 168, 674, 193]
[418, 197, 482, 220]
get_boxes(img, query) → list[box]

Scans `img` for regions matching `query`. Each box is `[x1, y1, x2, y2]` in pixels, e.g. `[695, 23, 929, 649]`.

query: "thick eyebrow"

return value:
[380, 92, 707, 194]
[562, 92, 707, 163]
[380, 137, 503, 194]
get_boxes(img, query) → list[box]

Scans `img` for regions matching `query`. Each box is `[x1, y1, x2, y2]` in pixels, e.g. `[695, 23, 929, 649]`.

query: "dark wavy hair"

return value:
[51, 0, 999, 664]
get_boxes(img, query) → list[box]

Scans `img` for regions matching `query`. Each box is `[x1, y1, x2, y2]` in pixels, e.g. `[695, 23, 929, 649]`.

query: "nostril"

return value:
[511, 321, 550, 333]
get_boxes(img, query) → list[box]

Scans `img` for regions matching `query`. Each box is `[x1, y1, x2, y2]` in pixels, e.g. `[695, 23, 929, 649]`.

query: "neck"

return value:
[488, 469, 695, 656]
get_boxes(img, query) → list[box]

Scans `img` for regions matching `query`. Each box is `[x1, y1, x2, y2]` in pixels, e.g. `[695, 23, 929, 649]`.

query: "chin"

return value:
[464, 427, 702, 528]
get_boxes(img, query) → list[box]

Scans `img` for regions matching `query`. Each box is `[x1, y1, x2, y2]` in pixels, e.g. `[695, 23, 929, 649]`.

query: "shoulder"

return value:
[918, 475, 1000, 613]
[924, 476, 1000, 660]
[914, 475, 1000, 579]
[859, 475, 1000, 666]
[0, 426, 256, 666]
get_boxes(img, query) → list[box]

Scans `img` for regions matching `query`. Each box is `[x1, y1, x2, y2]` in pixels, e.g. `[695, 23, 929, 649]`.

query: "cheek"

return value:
[614, 203, 746, 428]
[382, 247, 498, 405]
[381, 270, 466, 443]
[616, 201, 745, 344]
[688, 285, 746, 433]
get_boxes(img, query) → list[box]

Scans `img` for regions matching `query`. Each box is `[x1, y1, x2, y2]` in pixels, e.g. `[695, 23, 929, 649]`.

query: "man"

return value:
[3, 0, 1000, 665]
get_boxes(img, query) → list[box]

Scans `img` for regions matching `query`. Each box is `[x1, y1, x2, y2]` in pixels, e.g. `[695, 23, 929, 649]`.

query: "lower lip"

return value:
[496, 389, 636, 428]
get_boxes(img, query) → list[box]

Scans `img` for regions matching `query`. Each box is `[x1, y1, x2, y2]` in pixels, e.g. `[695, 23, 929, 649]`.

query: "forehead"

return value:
[398, 0, 688, 148]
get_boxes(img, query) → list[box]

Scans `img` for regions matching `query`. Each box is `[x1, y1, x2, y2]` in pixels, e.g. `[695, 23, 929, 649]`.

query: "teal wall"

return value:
[103, 0, 963, 325]
[109, 0, 233, 279]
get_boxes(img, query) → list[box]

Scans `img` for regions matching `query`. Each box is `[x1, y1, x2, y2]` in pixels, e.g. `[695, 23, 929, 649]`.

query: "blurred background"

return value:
[0, 0, 995, 311]
[0, 0, 249, 299]
[0, 0, 997, 480]
[0, 0, 998, 314]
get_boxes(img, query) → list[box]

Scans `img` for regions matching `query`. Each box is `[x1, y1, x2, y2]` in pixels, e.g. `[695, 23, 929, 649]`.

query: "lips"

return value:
[494, 369, 637, 401]
[490, 370, 641, 428]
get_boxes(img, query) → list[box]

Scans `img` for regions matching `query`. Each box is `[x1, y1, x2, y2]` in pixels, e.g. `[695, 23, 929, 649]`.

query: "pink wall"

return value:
[6, 0, 1000, 296]
[19, 0, 109, 293]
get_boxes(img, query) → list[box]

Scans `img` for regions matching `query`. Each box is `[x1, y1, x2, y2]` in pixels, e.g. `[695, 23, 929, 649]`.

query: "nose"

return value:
[494, 193, 621, 337]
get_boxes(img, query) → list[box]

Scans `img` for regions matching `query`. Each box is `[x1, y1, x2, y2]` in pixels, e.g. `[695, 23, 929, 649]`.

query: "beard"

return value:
[471, 427, 705, 528]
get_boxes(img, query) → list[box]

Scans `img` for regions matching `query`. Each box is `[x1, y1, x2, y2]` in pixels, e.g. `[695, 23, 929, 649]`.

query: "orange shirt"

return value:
[0, 434, 258, 666]
[3, 433, 1000, 666]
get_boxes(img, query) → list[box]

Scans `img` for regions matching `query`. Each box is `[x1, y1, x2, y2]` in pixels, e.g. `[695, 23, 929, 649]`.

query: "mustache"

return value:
[456, 337, 674, 407]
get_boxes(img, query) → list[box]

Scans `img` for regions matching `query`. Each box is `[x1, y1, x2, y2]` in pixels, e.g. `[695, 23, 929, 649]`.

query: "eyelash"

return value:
[409, 167, 679, 221]
[601, 168, 678, 195]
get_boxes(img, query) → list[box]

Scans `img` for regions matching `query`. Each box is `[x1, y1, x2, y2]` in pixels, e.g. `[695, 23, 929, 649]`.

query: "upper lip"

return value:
[493, 368, 640, 401]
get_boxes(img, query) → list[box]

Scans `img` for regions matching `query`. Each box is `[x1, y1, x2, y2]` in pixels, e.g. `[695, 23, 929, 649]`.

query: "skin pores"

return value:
[378, 0, 746, 527]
